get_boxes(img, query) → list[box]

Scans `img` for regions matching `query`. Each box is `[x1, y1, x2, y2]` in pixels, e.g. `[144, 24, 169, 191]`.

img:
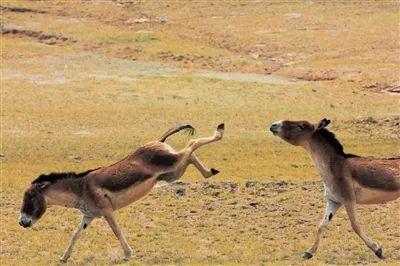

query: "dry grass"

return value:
[1, 0, 399, 265]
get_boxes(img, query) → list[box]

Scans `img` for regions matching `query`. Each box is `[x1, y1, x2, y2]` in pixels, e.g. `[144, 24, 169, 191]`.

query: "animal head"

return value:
[269, 118, 331, 146]
[19, 182, 50, 228]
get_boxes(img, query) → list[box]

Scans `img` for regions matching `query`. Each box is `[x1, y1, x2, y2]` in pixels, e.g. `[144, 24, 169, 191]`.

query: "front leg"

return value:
[60, 215, 94, 262]
[103, 212, 132, 260]
[303, 199, 341, 259]
[344, 202, 384, 259]
[190, 153, 220, 178]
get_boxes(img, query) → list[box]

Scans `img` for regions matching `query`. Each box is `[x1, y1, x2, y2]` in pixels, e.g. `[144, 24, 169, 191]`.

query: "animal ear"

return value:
[316, 118, 331, 130]
[37, 181, 51, 190]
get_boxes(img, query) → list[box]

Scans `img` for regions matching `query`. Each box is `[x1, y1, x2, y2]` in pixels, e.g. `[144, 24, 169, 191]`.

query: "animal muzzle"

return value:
[19, 213, 33, 228]
[269, 121, 282, 134]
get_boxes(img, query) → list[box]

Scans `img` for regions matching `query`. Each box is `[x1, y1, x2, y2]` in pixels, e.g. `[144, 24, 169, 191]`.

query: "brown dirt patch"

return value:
[351, 116, 400, 138]
[0, 5, 46, 14]
[278, 67, 339, 81]
[1, 27, 71, 45]
[363, 82, 400, 95]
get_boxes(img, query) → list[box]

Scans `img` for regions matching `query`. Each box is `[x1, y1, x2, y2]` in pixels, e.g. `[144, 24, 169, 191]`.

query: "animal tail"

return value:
[159, 124, 195, 142]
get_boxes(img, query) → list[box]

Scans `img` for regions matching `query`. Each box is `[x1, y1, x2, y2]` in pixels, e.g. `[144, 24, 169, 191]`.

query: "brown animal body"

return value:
[20, 124, 224, 262]
[270, 118, 399, 259]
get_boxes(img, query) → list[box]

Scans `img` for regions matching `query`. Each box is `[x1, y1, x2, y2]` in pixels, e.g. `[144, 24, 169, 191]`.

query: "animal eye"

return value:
[299, 124, 308, 130]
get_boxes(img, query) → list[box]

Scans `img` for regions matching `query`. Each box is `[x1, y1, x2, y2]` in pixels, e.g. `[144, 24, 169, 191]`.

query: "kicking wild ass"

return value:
[270, 118, 399, 259]
[19, 123, 224, 262]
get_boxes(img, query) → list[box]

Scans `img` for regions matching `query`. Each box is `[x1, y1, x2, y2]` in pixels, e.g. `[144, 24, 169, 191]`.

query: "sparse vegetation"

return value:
[1, 0, 399, 265]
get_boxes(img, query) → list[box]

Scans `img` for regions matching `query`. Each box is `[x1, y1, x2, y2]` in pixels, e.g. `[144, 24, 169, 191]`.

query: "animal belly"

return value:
[158, 172, 178, 182]
[111, 176, 158, 209]
[354, 182, 400, 204]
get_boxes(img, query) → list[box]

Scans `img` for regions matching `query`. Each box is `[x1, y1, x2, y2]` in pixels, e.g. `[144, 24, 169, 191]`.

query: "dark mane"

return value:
[315, 129, 358, 158]
[32, 168, 100, 184]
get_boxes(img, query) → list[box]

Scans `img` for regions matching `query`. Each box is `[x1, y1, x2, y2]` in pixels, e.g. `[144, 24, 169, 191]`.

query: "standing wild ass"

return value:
[19, 123, 224, 262]
[270, 118, 399, 259]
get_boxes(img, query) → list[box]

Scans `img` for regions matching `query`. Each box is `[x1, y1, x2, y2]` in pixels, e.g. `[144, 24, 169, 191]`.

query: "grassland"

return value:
[1, 1, 399, 265]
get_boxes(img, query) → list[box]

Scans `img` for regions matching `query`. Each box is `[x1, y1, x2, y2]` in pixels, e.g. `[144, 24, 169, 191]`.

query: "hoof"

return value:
[217, 123, 224, 132]
[59, 256, 68, 263]
[375, 248, 384, 259]
[124, 248, 133, 260]
[303, 251, 313, 259]
[210, 168, 220, 175]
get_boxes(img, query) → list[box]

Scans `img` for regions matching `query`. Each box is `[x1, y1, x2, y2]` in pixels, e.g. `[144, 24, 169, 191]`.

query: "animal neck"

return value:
[43, 179, 82, 208]
[304, 128, 348, 159]
[305, 135, 341, 156]
[303, 132, 346, 180]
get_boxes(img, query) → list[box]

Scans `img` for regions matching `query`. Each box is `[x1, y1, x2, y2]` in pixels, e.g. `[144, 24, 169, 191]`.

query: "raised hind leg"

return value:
[344, 202, 384, 259]
[158, 124, 224, 182]
[183, 123, 224, 153]
[60, 215, 94, 262]
[190, 153, 219, 178]
[303, 199, 342, 259]
[178, 123, 223, 174]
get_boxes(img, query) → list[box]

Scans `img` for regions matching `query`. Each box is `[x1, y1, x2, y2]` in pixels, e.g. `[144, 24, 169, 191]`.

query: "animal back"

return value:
[350, 157, 400, 191]
[131, 143, 178, 167]
[95, 163, 153, 192]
